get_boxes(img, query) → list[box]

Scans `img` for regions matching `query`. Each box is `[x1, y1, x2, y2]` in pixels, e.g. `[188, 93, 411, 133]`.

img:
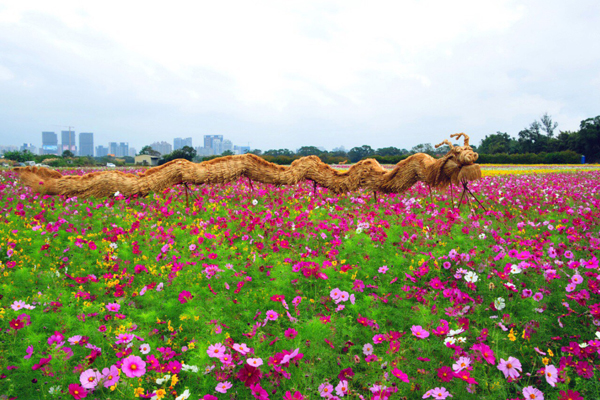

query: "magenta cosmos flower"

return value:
[392, 367, 409, 382]
[411, 325, 430, 339]
[266, 310, 278, 320]
[69, 383, 87, 399]
[178, 290, 193, 304]
[497, 356, 522, 379]
[105, 303, 120, 312]
[121, 355, 146, 378]
[79, 368, 102, 389]
[102, 365, 119, 388]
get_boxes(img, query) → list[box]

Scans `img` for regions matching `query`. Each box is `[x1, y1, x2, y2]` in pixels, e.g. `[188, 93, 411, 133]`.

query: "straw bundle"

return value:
[14, 134, 481, 199]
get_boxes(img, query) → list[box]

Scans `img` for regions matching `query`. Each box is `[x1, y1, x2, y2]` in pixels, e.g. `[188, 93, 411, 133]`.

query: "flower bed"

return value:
[1, 169, 599, 399]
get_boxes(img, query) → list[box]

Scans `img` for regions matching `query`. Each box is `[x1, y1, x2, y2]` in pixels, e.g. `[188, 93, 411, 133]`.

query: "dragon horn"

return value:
[435, 139, 454, 149]
[450, 133, 470, 147]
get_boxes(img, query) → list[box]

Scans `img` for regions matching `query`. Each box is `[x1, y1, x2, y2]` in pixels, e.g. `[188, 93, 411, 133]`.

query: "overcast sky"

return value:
[1, 0, 599, 152]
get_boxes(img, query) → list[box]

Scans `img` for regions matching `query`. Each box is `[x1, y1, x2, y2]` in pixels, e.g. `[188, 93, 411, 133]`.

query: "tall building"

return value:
[149, 141, 172, 156]
[61, 130, 77, 154]
[234, 145, 250, 155]
[42, 132, 58, 155]
[108, 142, 118, 156]
[79, 132, 94, 157]
[174, 137, 192, 150]
[204, 135, 223, 155]
[117, 142, 129, 158]
[96, 145, 108, 157]
[128, 148, 137, 157]
[21, 143, 37, 154]
[223, 139, 233, 153]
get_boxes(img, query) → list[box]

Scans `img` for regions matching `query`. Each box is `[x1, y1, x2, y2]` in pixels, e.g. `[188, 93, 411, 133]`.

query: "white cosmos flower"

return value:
[464, 271, 478, 283]
[494, 297, 506, 311]
[510, 264, 522, 274]
[252, 199, 258, 206]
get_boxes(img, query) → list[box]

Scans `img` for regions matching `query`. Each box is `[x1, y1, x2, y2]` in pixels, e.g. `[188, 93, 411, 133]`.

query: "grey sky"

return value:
[1, 0, 599, 152]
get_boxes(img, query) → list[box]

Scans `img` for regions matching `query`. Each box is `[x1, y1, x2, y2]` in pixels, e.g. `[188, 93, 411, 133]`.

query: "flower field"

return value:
[1, 167, 600, 400]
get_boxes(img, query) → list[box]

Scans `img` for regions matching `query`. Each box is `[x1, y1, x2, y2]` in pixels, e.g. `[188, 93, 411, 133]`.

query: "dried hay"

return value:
[13, 134, 482, 199]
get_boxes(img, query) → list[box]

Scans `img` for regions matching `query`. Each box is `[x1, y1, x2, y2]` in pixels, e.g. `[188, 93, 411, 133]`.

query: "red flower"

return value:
[69, 383, 88, 399]
[9, 318, 24, 331]
[237, 365, 262, 387]
[437, 366, 454, 382]
[558, 390, 583, 400]
[338, 367, 355, 381]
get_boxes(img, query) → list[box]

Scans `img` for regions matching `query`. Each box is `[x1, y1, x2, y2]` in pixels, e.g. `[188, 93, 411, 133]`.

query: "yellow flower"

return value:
[548, 349, 554, 357]
[155, 389, 167, 399]
[188, 342, 196, 349]
[542, 357, 550, 365]
[171, 374, 179, 386]
[508, 329, 516, 342]
[134, 387, 144, 396]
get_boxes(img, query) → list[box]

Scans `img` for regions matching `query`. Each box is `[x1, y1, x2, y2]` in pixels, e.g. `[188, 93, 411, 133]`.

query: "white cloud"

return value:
[0, 0, 599, 150]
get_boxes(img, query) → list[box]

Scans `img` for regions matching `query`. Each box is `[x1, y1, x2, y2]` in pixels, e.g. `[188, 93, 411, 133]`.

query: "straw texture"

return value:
[14, 134, 481, 198]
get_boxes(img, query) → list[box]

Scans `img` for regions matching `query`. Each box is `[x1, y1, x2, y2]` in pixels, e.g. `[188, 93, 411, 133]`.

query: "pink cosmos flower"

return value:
[233, 343, 250, 354]
[247, 357, 263, 367]
[284, 328, 298, 339]
[266, 310, 278, 320]
[139, 343, 151, 354]
[178, 290, 193, 304]
[106, 303, 120, 312]
[68, 383, 88, 399]
[102, 365, 119, 388]
[281, 348, 300, 364]
[566, 283, 576, 292]
[533, 292, 544, 301]
[11, 300, 26, 311]
[452, 357, 471, 372]
[330, 288, 342, 300]
[69, 335, 83, 345]
[215, 381, 232, 393]
[497, 356, 522, 379]
[522, 386, 544, 400]
[545, 365, 558, 387]
[363, 343, 374, 355]
[318, 382, 334, 397]
[80, 368, 101, 389]
[378, 265, 389, 274]
[336, 380, 349, 397]
[24, 345, 34, 359]
[423, 387, 452, 399]
[207, 343, 226, 358]
[338, 291, 350, 302]
[571, 274, 583, 284]
[48, 331, 64, 346]
[411, 325, 430, 339]
[522, 289, 533, 298]
[391, 367, 410, 382]
[121, 355, 146, 378]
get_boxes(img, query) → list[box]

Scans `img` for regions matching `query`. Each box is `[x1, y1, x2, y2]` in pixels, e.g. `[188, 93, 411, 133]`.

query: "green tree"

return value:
[139, 146, 160, 156]
[410, 143, 434, 155]
[375, 147, 402, 156]
[348, 145, 374, 162]
[296, 146, 323, 157]
[221, 150, 234, 156]
[478, 132, 519, 154]
[62, 150, 75, 158]
[577, 116, 600, 162]
[3, 150, 35, 163]
[159, 146, 197, 164]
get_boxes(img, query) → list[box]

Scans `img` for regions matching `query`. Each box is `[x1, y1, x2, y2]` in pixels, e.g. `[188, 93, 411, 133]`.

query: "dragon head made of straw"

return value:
[432, 133, 481, 187]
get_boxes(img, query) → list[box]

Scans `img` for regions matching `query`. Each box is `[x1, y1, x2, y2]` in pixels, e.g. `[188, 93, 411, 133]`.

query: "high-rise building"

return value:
[117, 142, 129, 158]
[108, 142, 118, 156]
[21, 143, 37, 154]
[61, 130, 77, 154]
[149, 141, 172, 156]
[96, 146, 108, 157]
[234, 145, 250, 155]
[223, 139, 233, 153]
[173, 137, 192, 150]
[42, 132, 58, 155]
[79, 132, 94, 157]
[128, 148, 137, 157]
[204, 135, 223, 154]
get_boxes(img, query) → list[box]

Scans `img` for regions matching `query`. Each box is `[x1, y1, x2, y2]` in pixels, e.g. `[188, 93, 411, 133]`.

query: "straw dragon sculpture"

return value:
[13, 133, 483, 207]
